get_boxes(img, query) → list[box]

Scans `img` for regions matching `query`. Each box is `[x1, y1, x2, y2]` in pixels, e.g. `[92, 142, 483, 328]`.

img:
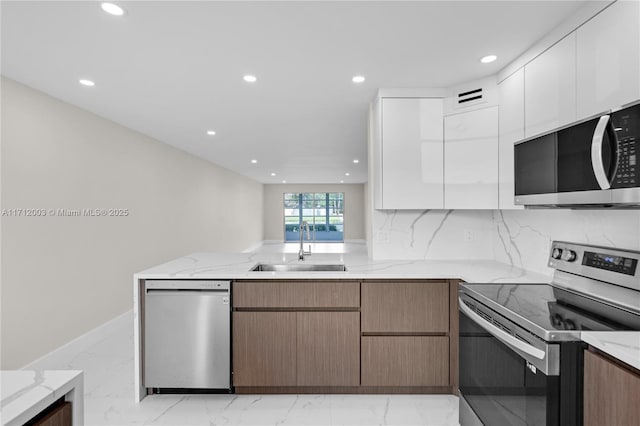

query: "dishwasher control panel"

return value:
[145, 280, 231, 291]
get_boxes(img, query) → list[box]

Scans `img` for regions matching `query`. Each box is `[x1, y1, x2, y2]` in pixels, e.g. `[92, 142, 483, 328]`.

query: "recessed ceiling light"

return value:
[282, 180, 287, 184]
[353, 159, 359, 164]
[206, 130, 216, 136]
[100, 2, 125, 16]
[250, 159, 258, 164]
[480, 55, 497, 64]
[270, 172, 276, 176]
[79, 79, 95, 87]
[340, 180, 344, 184]
[352, 75, 365, 83]
[345, 172, 350, 176]
[243, 75, 257, 83]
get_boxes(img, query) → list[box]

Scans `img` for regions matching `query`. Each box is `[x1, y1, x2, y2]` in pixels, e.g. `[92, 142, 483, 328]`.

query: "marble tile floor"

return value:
[29, 313, 460, 426]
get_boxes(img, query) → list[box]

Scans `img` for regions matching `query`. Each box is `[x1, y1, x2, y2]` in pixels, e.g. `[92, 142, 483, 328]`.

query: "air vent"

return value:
[458, 88, 483, 104]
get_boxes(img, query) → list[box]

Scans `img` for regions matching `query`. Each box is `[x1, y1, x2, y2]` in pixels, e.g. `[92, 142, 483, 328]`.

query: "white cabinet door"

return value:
[525, 33, 577, 138]
[371, 99, 384, 210]
[381, 98, 444, 209]
[577, 0, 640, 119]
[498, 69, 525, 210]
[444, 106, 499, 209]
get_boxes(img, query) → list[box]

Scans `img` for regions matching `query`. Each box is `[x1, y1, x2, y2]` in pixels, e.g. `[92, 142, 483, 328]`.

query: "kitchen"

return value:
[1, 1, 639, 426]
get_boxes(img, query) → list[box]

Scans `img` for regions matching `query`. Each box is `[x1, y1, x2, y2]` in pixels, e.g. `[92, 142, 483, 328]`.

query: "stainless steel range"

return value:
[458, 241, 640, 426]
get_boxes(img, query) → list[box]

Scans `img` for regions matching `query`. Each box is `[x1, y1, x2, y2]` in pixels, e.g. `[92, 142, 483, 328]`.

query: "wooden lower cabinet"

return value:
[361, 336, 449, 386]
[232, 311, 359, 387]
[232, 279, 457, 393]
[26, 400, 72, 426]
[361, 281, 449, 333]
[232, 312, 297, 386]
[584, 350, 640, 426]
[297, 312, 360, 386]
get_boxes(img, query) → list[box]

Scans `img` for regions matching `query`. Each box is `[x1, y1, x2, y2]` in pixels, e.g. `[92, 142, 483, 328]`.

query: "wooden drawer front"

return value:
[233, 281, 360, 308]
[232, 312, 296, 386]
[297, 312, 360, 386]
[361, 281, 449, 333]
[29, 401, 72, 426]
[584, 350, 640, 426]
[361, 336, 449, 386]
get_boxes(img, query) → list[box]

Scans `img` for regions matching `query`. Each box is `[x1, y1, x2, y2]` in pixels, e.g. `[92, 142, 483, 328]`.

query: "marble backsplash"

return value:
[370, 208, 640, 277]
[493, 209, 640, 276]
[370, 209, 495, 260]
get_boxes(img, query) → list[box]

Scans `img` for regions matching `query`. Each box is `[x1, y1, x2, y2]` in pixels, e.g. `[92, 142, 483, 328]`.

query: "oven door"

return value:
[459, 301, 560, 426]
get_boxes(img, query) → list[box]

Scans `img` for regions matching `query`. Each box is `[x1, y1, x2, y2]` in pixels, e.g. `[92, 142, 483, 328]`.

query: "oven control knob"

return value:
[561, 250, 577, 262]
[552, 248, 563, 259]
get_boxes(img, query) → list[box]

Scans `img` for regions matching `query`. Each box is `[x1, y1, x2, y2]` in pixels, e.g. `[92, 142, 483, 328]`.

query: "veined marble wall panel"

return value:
[370, 209, 495, 260]
[493, 210, 640, 277]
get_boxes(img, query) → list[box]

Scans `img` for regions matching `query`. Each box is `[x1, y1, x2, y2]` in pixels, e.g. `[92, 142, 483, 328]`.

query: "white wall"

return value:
[263, 184, 365, 242]
[1, 78, 264, 369]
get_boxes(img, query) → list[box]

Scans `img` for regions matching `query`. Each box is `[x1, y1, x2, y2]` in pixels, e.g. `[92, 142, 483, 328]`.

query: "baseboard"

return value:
[262, 239, 366, 245]
[235, 386, 454, 394]
[21, 309, 133, 370]
[344, 239, 366, 244]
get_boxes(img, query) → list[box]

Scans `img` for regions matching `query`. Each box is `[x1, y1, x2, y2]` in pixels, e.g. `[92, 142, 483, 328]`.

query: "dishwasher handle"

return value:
[146, 288, 229, 295]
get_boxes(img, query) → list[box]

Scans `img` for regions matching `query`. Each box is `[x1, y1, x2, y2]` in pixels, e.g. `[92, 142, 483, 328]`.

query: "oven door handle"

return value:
[459, 297, 546, 360]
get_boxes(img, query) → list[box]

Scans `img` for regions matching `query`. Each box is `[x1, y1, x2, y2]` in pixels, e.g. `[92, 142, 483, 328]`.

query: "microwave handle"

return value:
[459, 297, 546, 360]
[591, 115, 613, 189]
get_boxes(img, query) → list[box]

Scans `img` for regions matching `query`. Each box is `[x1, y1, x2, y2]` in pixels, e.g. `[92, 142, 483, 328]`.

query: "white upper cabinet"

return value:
[378, 98, 444, 209]
[443, 106, 499, 209]
[524, 32, 577, 138]
[498, 69, 525, 210]
[577, 0, 640, 118]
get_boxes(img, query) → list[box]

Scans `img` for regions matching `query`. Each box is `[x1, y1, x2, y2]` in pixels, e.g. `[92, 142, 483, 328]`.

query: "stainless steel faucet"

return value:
[298, 221, 312, 260]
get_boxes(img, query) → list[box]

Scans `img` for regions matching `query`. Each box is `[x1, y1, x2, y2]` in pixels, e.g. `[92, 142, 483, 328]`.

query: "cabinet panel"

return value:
[361, 281, 449, 333]
[232, 312, 296, 386]
[296, 312, 360, 386]
[498, 69, 525, 210]
[381, 98, 444, 209]
[444, 106, 499, 209]
[577, 1, 640, 119]
[584, 350, 640, 426]
[233, 281, 359, 308]
[525, 33, 577, 138]
[30, 401, 72, 426]
[361, 336, 449, 386]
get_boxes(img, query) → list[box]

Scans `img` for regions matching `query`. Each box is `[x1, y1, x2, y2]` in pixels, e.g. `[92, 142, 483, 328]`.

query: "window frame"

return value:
[282, 192, 344, 243]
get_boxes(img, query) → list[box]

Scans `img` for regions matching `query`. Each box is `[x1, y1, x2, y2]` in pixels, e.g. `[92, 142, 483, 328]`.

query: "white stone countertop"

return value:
[134, 242, 551, 283]
[581, 332, 640, 371]
[0, 370, 84, 426]
[132, 242, 551, 401]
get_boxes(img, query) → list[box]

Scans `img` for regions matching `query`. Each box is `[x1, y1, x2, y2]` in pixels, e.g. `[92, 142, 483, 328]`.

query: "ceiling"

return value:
[2, 1, 588, 184]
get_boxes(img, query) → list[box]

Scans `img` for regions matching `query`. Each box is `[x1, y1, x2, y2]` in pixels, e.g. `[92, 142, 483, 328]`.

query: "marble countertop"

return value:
[134, 243, 551, 284]
[133, 242, 638, 399]
[581, 332, 640, 370]
[0, 370, 84, 426]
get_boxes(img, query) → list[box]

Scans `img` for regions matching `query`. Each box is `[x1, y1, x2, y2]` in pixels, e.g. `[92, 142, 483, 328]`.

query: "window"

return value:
[284, 192, 344, 242]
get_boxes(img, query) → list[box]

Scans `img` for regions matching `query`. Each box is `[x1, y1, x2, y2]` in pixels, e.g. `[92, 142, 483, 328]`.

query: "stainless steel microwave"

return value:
[514, 101, 640, 208]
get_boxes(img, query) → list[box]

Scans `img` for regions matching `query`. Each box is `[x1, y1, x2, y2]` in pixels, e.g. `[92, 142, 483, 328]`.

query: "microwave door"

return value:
[556, 118, 602, 193]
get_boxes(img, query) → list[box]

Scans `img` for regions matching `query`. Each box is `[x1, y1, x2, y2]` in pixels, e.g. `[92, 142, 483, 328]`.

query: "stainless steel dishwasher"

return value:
[144, 280, 231, 390]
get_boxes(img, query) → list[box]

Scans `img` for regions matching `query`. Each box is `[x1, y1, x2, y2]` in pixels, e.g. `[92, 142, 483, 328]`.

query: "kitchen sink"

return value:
[250, 263, 347, 272]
